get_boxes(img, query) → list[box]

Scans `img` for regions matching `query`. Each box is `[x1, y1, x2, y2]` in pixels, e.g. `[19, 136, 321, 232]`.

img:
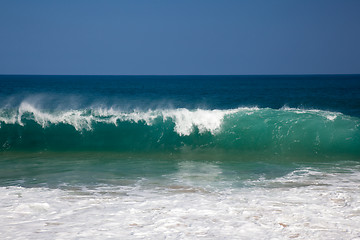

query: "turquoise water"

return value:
[0, 75, 360, 239]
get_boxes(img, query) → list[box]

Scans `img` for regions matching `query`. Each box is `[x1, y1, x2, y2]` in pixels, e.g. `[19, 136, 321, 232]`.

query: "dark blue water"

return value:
[1, 75, 360, 116]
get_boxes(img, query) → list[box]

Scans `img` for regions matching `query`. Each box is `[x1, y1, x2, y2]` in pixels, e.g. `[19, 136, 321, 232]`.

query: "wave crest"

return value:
[0, 102, 359, 156]
[2, 102, 260, 135]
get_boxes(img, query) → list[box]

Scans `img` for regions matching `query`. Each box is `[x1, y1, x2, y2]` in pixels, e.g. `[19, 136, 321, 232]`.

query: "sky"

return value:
[0, 0, 359, 75]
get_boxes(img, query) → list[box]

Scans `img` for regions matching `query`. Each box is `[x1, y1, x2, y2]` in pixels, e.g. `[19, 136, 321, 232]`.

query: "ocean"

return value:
[0, 75, 360, 239]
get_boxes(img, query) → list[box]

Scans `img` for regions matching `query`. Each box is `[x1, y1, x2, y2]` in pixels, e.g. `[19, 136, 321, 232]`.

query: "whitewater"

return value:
[1, 162, 360, 239]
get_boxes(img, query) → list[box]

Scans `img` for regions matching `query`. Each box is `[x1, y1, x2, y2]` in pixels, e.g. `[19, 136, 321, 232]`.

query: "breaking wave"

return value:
[0, 102, 359, 158]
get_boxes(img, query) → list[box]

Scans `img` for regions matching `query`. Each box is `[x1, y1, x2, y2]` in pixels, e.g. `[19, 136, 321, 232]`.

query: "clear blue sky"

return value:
[0, 0, 359, 75]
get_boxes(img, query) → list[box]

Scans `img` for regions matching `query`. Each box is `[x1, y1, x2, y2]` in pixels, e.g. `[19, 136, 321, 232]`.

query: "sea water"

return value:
[0, 75, 360, 239]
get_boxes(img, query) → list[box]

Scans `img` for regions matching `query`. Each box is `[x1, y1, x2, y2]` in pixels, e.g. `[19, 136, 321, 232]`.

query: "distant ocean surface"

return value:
[1, 75, 360, 239]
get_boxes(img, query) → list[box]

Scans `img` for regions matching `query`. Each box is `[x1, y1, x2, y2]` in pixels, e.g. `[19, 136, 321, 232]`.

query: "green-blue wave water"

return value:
[1, 106, 359, 159]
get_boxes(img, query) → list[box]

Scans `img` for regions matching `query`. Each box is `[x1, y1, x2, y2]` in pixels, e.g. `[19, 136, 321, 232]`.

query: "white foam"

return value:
[0, 112, 17, 125]
[1, 164, 360, 239]
[17, 102, 95, 131]
[325, 114, 337, 121]
[0, 102, 260, 135]
[281, 106, 341, 121]
[162, 108, 241, 136]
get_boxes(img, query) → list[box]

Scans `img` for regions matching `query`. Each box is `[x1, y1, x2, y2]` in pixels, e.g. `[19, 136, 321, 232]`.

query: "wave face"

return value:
[1, 102, 359, 158]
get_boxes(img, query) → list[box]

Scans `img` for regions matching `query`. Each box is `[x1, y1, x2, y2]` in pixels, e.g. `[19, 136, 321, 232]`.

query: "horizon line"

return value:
[1, 73, 360, 77]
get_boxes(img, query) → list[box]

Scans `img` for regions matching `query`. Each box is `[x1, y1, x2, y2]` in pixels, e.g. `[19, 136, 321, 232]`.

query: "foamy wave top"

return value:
[0, 102, 352, 136]
[0, 102, 260, 136]
[280, 106, 341, 121]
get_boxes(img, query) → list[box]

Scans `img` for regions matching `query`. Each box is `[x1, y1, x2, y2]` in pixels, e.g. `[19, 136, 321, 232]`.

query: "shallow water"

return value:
[1, 161, 360, 239]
